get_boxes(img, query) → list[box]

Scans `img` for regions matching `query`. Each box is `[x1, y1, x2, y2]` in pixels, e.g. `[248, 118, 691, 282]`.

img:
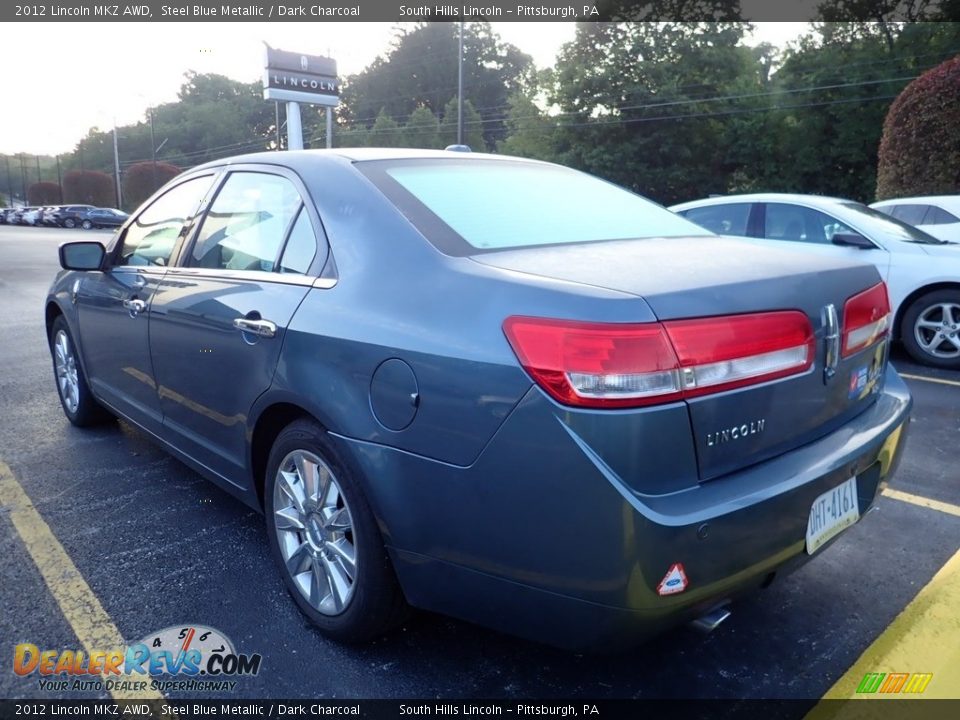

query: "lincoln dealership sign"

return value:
[263, 47, 339, 107]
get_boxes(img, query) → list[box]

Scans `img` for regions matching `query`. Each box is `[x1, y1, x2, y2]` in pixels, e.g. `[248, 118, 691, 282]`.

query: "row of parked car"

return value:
[0, 204, 129, 229]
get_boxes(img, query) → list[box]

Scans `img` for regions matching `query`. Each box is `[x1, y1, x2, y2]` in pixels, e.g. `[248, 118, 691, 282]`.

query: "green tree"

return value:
[342, 23, 532, 149]
[401, 106, 441, 149]
[366, 109, 404, 148]
[761, 22, 960, 201]
[122, 161, 182, 210]
[548, 22, 758, 204]
[497, 87, 559, 162]
[438, 98, 485, 151]
[877, 55, 960, 198]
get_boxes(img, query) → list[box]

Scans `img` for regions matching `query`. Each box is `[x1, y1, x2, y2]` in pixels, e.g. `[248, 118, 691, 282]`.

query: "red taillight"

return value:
[502, 317, 682, 408]
[664, 311, 814, 397]
[503, 311, 814, 409]
[842, 282, 890, 358]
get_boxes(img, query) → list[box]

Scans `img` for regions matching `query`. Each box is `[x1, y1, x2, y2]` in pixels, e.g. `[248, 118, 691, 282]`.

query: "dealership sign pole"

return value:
[263, 46, 340, 151]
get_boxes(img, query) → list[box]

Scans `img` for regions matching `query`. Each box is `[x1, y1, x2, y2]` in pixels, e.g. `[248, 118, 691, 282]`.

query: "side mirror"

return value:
[832, 232, 874, 250]
[59, 241, 106, 270]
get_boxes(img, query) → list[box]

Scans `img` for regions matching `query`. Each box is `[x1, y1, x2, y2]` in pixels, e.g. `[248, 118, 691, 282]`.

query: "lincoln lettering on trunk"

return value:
[706, 419, 766, 447]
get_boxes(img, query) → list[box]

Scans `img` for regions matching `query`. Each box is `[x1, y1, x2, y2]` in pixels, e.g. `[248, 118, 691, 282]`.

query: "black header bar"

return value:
[5, 1, 957, 23]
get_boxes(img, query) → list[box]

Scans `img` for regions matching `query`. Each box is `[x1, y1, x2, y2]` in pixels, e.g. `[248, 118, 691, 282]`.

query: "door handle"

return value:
[233, 317, 277, 338]
[122, 298, 146, 316]
[132, 275, 147, 289]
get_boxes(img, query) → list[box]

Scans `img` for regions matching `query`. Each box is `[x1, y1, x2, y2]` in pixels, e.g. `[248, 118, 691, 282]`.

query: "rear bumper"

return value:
[344, 366, 912, 649]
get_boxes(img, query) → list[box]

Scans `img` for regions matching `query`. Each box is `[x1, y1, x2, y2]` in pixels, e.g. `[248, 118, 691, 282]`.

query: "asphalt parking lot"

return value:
[1, 225, 958, 703]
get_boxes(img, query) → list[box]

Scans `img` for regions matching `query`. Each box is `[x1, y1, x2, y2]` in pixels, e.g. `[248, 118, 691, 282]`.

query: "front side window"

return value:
[190, 172, 301, 272]
[359, 159, 711, 255]
[119, 175, 214, 267]
[763, 203, 854, 245]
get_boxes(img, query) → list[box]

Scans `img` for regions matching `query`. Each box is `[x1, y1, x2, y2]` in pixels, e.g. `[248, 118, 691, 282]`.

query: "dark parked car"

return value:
[45, 150, 911, 649]
[79, 207, 129, 229]
[56, 205, 96, 228]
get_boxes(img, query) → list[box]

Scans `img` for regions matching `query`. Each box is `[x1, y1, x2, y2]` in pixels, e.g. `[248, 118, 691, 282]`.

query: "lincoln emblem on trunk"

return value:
[706, 419, 766, 447]
[822, 303, 840, 383]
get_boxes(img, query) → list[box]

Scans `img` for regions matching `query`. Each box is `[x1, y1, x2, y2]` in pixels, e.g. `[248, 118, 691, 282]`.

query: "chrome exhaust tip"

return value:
[690, 606, 731, 633]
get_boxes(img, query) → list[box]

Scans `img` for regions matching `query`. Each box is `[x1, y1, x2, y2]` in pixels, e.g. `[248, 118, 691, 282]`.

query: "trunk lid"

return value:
[474, 236, 888, 481]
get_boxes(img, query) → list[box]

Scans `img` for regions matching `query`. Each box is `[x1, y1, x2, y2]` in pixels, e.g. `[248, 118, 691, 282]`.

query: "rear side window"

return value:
[190, 172, 301, 272]
[119, 175, 214, 267]
[681, 203, 751, 236]
[360, 159, 711, 255]
[889, 204, 929, 225]
[924, 206, 959, 225]
[279, 209, 318, 275]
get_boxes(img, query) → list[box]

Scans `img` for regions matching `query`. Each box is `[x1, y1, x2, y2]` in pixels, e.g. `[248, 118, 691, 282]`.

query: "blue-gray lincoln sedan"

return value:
[46, 149, 911, 649]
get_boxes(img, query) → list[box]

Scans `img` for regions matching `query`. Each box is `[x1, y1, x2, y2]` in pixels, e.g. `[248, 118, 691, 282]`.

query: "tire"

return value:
[49, 316, 111, 426]
[901, 289, 960, 369]
[264, 419, 408, 643]
[63, 218, 76, 228]
[80, 219, 93, 230]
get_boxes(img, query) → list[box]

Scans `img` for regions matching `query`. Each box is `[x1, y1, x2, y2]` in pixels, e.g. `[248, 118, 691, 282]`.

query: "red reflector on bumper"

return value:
[657, 563, 689, 596]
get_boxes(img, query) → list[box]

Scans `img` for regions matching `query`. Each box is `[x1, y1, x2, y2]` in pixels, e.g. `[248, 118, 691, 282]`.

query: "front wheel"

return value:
[901, 289, 960, 369]
[63, 218, 76, 228]
[49, 316, 111, 426]
[80, 219, 93, 230]
[265, 419, 408, 643]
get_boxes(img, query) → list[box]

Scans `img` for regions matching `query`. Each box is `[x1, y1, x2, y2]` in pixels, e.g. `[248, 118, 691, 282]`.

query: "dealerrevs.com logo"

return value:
[13, 625, 262, 693]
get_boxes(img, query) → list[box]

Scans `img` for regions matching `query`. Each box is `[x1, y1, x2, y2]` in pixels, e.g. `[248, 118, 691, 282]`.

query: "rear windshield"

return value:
[358, 159, 711, 255]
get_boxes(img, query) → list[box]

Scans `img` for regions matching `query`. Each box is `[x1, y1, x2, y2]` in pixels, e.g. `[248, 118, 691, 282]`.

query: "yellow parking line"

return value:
[882, 488, 960, 519]
[804, 551, 960, 719]
[0, 461, 164, 701]
[898, 372, 960, 388]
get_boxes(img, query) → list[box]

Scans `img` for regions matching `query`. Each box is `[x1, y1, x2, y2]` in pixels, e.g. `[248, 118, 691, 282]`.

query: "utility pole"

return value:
[149, 109, 158, 193]
[112, 122, 123, 209]
[326, 47, 333, 149]
[5, 155, 13, 205]
[56, 155, 63, 201]
[35, 155, 41, 183]
[19, 155, 27, 203]
[457, 21, 464, 146]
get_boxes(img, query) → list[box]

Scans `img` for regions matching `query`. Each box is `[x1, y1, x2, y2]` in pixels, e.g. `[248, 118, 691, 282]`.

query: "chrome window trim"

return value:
[160, 265, 326, 288]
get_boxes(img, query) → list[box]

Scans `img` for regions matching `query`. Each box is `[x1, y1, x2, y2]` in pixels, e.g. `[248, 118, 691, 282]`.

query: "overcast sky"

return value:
[0, 22, 809, 156]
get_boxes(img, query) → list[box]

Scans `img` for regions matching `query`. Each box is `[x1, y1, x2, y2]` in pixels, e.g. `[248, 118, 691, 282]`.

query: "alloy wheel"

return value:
[53, 329, 80, 414]
[914, 302, 960, 359]
[272, 449, 357, 615]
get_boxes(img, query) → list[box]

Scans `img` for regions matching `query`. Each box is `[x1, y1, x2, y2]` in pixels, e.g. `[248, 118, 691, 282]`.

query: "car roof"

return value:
[190, 147, 545, 173]
[670, 193, 856, 212]
[871, 196, 960, 206]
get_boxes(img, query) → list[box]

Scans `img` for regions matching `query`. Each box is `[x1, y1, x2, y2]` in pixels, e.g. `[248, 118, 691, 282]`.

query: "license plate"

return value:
[806, 476, 860, 554]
